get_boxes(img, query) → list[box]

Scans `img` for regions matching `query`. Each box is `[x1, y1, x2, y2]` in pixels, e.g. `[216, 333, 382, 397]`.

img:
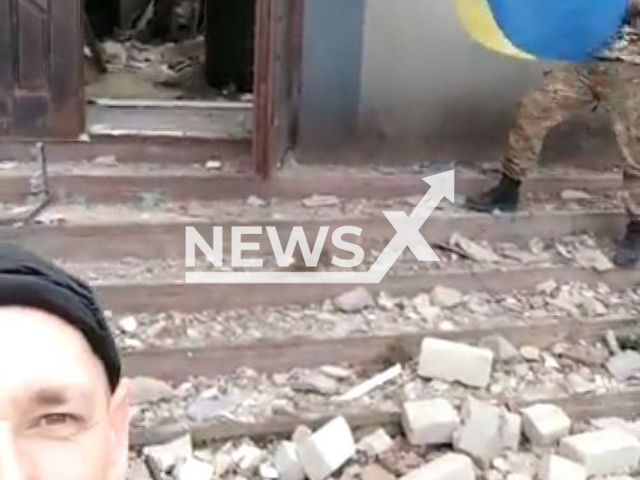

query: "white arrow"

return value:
[367, 169, 454, 281]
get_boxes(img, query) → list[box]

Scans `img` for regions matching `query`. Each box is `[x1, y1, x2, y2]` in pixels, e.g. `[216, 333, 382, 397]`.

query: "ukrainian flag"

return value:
[454, 0, 629, 61]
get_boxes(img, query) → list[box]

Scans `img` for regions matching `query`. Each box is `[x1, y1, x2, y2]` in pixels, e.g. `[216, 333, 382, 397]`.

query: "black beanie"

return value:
[0, 243, 120, 392]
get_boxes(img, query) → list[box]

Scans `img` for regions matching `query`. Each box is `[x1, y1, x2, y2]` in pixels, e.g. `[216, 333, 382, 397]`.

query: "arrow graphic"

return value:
[185, 170, 454, 284]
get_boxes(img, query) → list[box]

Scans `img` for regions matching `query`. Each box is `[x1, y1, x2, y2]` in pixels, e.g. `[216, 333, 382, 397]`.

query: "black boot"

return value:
[614, 218, 640, 268]
[465, 174, 521, 213]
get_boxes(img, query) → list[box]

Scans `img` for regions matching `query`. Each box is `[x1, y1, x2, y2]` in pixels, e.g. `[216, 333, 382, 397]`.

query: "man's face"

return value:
[0, 307, 129, 480]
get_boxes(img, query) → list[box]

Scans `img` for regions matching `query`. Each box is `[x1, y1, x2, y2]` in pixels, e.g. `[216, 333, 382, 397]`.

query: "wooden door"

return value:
[253, 0, 303, 179]
[0, 0, 84, 138]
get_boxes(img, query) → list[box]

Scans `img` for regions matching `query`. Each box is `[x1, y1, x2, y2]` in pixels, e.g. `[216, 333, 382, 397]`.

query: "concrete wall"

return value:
[298, 0, 365, 150]
[357, 0, 542, 158]
[298, 0, 619, 166]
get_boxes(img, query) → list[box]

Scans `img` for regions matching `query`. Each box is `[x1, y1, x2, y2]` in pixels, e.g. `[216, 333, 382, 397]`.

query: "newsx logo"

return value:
[186, 224, 364, 269]
[184, 170, 454, 284]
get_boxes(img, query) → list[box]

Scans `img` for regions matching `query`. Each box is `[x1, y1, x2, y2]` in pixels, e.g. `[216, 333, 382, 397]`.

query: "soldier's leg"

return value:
[607, 63, 640, 267]
[466, 65, 595, 213]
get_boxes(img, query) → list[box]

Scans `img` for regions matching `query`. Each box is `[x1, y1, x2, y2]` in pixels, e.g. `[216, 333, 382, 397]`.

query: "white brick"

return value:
[521, 404, 571, 446]
[506, 475, 532, 480]
[453, 397, 504, 466]
[297, 416, 356, 480]
[559, 428, 640, 476]
[175, 457, 215, 480]
[502, 410, 522, 451]
[358, 428, 395, 455]
[142, 433, 193, 472]
[539, 455, 586, 480]
[399, 453, 475, 480]
[402, 398, 460, 446]
[274, 441, 305, 480]
[418, 338, 494, 388]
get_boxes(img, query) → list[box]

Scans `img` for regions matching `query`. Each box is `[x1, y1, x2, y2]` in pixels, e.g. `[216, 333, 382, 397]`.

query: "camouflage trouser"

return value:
[503, 62, 640, 214]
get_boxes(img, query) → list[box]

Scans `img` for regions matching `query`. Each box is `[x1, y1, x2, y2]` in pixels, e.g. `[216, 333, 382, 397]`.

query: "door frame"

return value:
[253, 0, 304, 180]
[0, 0, 84, 139]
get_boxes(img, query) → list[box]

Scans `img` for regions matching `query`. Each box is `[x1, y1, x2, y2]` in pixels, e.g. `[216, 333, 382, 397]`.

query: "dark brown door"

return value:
[253, 0, 303, 179]
[0, 0, 84, 138]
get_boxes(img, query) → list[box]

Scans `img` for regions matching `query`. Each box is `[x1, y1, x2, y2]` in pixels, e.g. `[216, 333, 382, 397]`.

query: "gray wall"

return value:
[358, 0, 542, 158]
[298, 0, 365, 150]
[298, 0, 619, 166]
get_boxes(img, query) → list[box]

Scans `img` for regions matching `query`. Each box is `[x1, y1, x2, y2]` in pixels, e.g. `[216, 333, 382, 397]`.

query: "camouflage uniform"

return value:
[502, 25, 640, 213]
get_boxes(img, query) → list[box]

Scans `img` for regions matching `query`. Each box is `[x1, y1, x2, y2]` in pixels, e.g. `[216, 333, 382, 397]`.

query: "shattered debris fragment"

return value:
[453, 397, 515, 466]
[297, 416, 356, 480]
[130, 376, 174, 405]
[334, 287, 375, 313]
[302, 195, 341, 208]
[559, 428, 640, 476]
[606, 350, 640, 381]
[399, 453, 475, 480]
[274, 441, 305, 480]
[430, 286, 463, 308]
[205, 159, 223, 171]
[358, 429, 395, 456]
[418, 337, 494, 388]
[337, 364, 402, 401]
[450, 232, 502, 263]
[539, 454, 586, 480]
[292, 372, 340, 396]
[521, 404, 571, 447]
[402, 398, 460, 446]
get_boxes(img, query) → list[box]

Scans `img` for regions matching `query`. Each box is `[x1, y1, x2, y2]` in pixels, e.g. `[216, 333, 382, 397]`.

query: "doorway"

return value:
[83, 0, 255, 140]
[0, 0, 301, 178]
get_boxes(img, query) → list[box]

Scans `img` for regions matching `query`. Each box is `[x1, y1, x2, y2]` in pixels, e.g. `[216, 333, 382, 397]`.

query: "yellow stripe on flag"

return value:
[454, 0, 535, 59]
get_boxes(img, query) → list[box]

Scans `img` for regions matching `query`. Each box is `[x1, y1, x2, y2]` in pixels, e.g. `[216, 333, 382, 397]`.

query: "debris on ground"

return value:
[301, 195, 342, 208]
[246, 196, 269, 208]
[93, 154, 120, 167]
[418, 337, 494, 388]
[334, 287, 375, 313]
[205, 160, 223, 171]
[560, 190, 593, 201]
[337, 364, 402, 401]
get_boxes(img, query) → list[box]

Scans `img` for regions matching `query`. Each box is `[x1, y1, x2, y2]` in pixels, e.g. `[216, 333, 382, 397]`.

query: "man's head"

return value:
[0, 244, 129, 480]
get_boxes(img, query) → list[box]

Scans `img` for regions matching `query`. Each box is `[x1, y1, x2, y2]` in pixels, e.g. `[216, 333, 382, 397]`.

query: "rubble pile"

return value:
[107, 282, 640, 349]
[128, 332, 640, 480]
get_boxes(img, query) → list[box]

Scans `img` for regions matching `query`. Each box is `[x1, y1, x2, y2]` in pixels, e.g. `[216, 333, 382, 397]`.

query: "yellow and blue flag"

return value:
[454, 0, 629, 61]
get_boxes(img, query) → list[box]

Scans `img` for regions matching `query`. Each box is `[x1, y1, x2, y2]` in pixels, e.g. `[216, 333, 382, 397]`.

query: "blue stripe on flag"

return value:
[489, 0, 628, 60]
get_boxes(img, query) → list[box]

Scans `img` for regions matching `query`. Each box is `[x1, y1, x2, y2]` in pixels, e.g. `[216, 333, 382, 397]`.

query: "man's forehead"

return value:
[0, 306, 109, 395]
[0, 306, 87, 345]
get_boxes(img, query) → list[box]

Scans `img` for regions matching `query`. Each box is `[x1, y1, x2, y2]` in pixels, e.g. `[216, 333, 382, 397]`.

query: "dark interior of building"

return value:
[84, 0, 256, 99]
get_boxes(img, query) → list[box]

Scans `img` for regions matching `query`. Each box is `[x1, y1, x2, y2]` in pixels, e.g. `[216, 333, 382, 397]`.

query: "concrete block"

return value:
[506, 475, 532, 480]
[418, 337, 494, 388]
[430, 286, 463, 308]
[232, 444, 267, 476]
[559, 428, 640, 476]
[606, 351, 640, 381]
[501, 410, 522, 451]
[143, 433, 193, 472]
[402, 398, 460, 446]
[399, 453, 475, 480]
[539, 455, 586, 480]
[358, 428, 395, 455]
[297, 416, 356, 480]
[521, 404, 571, 446]
[274, 441, 305, 480]
[453, 397, 504, 466]
[175, 457, 215, 480]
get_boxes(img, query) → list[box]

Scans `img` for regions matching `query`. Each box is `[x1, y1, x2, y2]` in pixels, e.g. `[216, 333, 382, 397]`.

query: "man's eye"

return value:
[35, 413, 80, 428]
